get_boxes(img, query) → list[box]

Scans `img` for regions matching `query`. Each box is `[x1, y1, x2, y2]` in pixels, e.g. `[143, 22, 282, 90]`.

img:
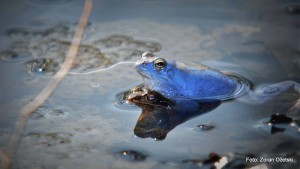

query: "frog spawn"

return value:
[30, 105, 67, 120]
[1, 23, 161, 77]
[0, 42, 32, 61]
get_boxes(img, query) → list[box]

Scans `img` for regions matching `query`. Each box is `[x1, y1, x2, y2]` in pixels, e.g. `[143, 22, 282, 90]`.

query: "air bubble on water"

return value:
[195, 124, 215, 131]
[90, 83, 100, 88]
[114, 150, 147, 162]
[25, 58, 60, 77]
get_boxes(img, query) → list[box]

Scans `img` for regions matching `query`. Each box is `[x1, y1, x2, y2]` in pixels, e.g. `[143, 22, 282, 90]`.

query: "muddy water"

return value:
[0, 0, 299, 169]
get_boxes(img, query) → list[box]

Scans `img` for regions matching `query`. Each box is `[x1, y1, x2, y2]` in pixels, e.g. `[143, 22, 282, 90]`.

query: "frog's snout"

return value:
[135, 59, 145, 67]
[135, 51, 158, 66]
[141, 51, 154, 59]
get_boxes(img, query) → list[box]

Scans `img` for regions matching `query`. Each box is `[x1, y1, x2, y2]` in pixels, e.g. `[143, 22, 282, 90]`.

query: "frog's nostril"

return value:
[142, 51, 154, 58]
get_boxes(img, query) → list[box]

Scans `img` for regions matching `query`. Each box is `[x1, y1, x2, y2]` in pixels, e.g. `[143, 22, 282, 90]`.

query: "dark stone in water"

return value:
[115, 150, 147, 162]
[269, 114, 293, 124]
[195, 124, 215, 131]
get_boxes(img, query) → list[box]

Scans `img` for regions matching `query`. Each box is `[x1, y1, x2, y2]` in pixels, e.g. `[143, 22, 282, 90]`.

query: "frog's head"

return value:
[135, 52, 176, 84]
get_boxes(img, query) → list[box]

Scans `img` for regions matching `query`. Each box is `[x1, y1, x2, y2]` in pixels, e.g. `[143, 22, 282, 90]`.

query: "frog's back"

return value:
[176, 64, 239, 100]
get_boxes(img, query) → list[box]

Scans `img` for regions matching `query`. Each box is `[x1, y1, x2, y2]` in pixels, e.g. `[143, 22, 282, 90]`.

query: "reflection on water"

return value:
[124, 88, 220, 140]
[258, 114, 300, 136]
[0, 0, 300, 168]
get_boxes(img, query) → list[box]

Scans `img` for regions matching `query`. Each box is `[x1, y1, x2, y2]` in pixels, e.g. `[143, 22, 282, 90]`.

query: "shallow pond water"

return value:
[0, 0, 299, 169]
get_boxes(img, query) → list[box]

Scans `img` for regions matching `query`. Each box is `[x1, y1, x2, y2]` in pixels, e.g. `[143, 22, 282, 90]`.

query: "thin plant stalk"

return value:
[1, 0, 93, 168]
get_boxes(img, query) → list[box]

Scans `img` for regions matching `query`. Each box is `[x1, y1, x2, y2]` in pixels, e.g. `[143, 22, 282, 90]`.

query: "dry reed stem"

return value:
[1, 0, 93, 168]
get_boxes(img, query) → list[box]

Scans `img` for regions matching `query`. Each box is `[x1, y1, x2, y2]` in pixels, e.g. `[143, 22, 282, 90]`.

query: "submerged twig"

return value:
[0, 150, 10, 169]
[1, 0, 93, 168]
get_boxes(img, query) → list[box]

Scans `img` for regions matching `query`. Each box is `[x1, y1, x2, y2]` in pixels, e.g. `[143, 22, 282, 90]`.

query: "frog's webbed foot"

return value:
[253, 80, 300, 102]
[242, 80, 300, 104]
[287, 98, 300, 115]
[250, 81, 300, 114]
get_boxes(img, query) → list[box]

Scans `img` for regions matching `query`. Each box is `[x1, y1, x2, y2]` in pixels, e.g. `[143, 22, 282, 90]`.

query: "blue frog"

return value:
[135, 52, 300, 114]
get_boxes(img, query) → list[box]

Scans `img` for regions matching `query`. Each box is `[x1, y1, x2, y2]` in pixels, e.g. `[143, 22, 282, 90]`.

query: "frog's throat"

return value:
[141, 74, 170, 83]
[137, 69, 170, 84]
[137, 70, 152, 79]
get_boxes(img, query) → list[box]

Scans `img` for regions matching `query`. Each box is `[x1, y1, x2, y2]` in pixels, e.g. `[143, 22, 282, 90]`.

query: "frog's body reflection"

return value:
[127, 88, 220, 140]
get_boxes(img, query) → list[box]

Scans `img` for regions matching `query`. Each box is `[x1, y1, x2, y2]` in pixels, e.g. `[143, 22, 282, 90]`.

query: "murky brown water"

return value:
[0, 0, 299, 169]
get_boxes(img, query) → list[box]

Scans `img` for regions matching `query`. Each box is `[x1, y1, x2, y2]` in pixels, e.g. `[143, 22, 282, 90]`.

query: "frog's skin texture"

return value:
[135, 52, 300, 114]
[135, 52, 239, 100]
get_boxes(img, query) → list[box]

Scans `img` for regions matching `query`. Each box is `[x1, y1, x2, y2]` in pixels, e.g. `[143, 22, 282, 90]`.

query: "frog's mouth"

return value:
[137, 70, 170, 83]
[136, 69, 152, 79]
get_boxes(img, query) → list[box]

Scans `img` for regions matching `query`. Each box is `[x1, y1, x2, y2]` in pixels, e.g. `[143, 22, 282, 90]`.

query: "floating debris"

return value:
[26, 58, 60, 77]
[114, 150, 147, 162]
[195, 124, 215, 131]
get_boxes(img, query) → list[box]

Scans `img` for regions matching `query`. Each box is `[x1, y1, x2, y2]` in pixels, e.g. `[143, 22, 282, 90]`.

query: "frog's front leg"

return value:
[242, 81, 300, 114]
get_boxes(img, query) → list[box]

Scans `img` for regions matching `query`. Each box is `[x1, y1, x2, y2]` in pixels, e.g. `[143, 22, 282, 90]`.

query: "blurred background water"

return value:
[0, 0, 299, 169]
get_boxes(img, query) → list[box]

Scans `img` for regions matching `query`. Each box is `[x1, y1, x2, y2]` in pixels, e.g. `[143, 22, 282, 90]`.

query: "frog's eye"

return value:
[153, 58, 167, 71]
[146, 93, 156, 102]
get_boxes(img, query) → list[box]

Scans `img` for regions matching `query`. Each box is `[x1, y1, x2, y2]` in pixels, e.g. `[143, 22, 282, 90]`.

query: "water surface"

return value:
[0, 0, 299, 169]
